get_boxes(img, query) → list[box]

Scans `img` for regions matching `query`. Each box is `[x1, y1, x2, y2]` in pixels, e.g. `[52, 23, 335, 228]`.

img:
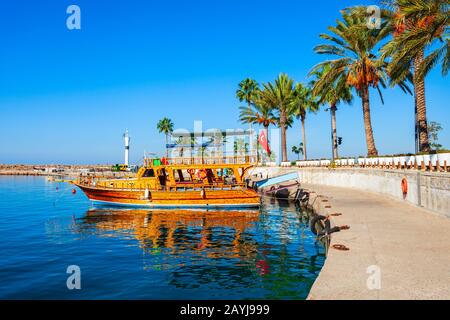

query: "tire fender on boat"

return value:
[310, 215, 331, 237]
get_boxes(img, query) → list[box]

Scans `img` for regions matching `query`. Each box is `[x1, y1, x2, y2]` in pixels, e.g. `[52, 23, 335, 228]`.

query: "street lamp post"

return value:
[325, 107, 339, 160]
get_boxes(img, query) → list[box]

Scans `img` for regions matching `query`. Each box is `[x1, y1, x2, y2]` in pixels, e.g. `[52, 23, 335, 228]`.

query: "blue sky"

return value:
[0, 0, 448, 164]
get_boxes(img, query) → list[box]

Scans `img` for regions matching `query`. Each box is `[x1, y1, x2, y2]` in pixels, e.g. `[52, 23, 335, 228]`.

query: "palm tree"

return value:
[290, 83, 319, 160]
[236, 78, 260, 133]
[312, 7, 411, 156]
[239, 98, 277, 162]
[156, 117, 174, 159]
[292, 143, 304, 160]
[259, 74, 295, 162]
[175, 137, 184, 158]
[239, 99, 277, 131]
[236, 78, 260, 107]
[234, 138, 249, 157]
[381, 0, 448, 152]
[309, 63, 353, 159]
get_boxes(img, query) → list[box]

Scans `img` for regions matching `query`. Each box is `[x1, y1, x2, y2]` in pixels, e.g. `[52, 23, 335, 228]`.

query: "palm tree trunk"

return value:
[301, 116, 307, 160]
[361, 85, 378, 156]
[165, 134, 169, 159]
[414, 95, 419, 153]
[248, 101, 253, 156]
[330, 104, 338, 159]
[413, 48, 430, 152]
[263, 125, 269, 162]
[280, 107, 288, 162]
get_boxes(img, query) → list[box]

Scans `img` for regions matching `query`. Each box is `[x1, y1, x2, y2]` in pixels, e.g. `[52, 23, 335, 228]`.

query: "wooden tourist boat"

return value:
[74, 157, 261, 209]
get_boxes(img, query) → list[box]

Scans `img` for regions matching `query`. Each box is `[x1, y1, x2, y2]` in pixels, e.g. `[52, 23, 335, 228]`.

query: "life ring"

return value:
[401, 178, 408, 198]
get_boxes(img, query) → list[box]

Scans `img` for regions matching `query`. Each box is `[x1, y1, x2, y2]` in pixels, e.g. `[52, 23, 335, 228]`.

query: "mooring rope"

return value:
[53, 185, 74, 206]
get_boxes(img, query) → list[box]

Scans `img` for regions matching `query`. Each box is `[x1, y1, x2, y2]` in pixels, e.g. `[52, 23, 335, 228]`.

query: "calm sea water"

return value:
[0, 176, 325, 299]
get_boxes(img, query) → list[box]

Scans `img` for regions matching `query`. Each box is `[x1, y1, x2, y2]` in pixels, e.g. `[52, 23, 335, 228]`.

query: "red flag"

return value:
[259, 130, 271, 155]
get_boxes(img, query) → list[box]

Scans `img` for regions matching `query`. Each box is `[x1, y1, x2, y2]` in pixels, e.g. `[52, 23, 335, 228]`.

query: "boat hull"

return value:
[260, 181, 300, 199]
[254, 172, 301, 200]
[75, 184, 261, 209]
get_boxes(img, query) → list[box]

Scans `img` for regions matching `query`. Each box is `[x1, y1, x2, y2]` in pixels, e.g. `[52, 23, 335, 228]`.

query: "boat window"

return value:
[173, 169, 192, 182]
[205, 169, 214, 184]
[158, 168, 167, 187]
[223, 168, 234, 177]
[142, 169, 155, 177]
[222, 168, 236, 184]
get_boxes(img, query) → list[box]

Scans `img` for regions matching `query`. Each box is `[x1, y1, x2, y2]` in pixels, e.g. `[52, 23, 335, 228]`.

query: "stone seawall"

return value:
[0, 164, 132, 179]
[249, 167, 450, 218]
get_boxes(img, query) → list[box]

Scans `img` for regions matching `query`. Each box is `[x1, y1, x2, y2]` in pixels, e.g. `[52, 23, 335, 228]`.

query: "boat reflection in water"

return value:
[72, 204, 325, 299]
[75, 208, 260, 260]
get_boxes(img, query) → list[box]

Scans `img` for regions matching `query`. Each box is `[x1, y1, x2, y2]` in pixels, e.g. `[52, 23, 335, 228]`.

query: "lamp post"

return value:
[325, 106, 338, 160]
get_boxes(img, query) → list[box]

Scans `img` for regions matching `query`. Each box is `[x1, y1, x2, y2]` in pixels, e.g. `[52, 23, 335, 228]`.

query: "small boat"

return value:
[254, 172, 301, 200]
[74, 157, 261, 209]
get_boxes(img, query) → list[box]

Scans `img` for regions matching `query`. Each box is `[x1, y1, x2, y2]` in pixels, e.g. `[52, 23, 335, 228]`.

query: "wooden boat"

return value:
[74, 157, 260, 209]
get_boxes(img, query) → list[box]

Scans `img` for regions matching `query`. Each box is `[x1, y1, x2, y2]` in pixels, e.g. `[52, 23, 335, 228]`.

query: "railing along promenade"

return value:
[277, 152, 450, 172]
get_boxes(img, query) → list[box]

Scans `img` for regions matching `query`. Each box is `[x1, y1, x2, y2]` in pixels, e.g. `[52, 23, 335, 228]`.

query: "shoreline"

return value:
[0, 164, 127, 178]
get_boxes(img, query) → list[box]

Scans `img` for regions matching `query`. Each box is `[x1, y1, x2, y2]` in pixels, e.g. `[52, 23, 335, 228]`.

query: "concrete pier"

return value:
[304, 183, 450, 299]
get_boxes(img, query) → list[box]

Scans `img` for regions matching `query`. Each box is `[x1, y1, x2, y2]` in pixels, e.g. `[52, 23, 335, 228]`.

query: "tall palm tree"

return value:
[381, 0, 448, 152]
[236, 78, 260, 151]
[239, 100, 277, 132]
[312, 7, 411, 156]
[309, 63, 353, 159]
[239, 98, 277, 162]
[259, 74, 295, 162]
[156, 117, 174, 159]
[290, 83, 319, 160]
[236, 78, 260, 110]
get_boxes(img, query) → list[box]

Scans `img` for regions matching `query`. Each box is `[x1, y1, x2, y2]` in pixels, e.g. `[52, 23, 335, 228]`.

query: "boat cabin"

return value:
[135, 159, 253, 190]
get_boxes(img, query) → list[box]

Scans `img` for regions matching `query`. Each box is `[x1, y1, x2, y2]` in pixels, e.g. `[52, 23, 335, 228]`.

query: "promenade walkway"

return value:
[305, 183, 450, 300]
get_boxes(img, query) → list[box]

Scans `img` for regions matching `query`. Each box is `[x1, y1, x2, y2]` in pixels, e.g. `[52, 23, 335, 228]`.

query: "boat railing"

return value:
[144, 155, 258, 166]
[76, 178, 249, 192]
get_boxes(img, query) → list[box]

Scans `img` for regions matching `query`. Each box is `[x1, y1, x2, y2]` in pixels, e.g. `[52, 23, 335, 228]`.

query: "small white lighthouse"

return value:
[123, 129, 130, 167]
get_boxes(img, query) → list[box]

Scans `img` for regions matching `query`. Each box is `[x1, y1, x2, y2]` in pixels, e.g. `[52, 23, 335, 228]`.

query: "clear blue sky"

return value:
[0, 0, 448, 164]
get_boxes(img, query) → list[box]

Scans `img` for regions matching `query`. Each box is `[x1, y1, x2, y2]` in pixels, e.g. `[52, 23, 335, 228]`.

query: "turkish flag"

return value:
[259, 130, 271, 155]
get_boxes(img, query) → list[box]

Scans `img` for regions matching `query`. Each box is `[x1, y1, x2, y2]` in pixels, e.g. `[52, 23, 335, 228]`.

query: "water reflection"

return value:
[0, 176, 325, 299]
[74, 208, 260, 260]
[71, 204, 326, 299]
